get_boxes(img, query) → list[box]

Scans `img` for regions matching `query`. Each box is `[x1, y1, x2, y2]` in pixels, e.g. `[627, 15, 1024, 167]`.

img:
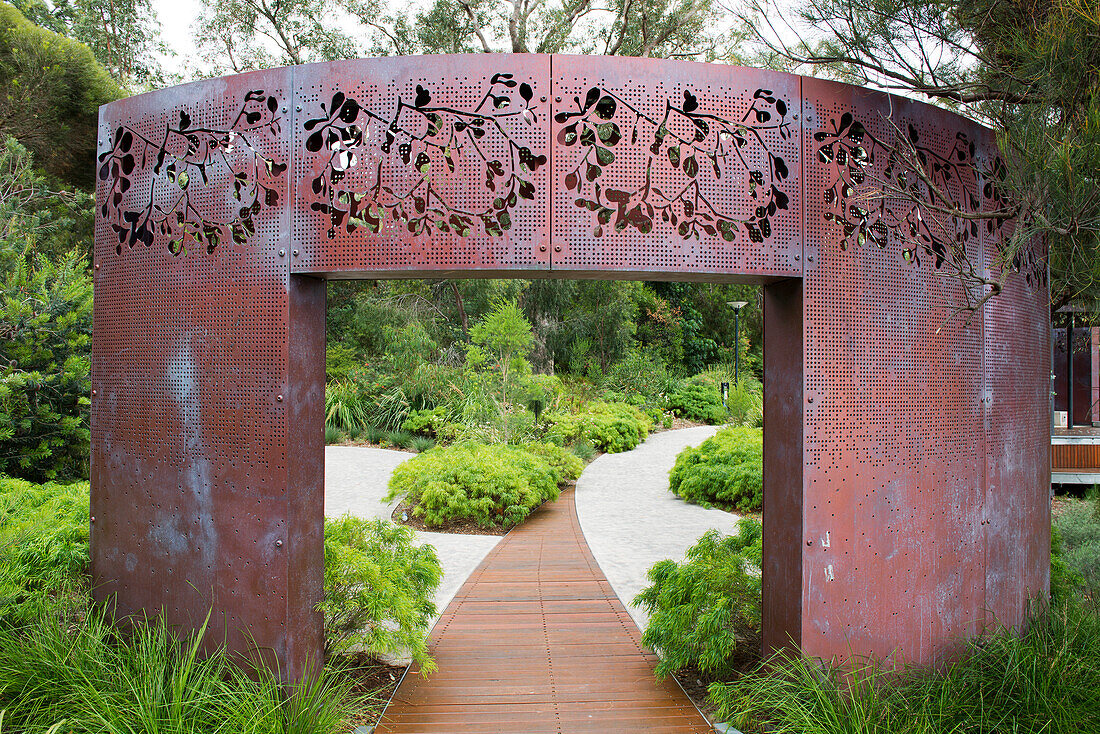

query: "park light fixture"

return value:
[727, 301, 748, 385]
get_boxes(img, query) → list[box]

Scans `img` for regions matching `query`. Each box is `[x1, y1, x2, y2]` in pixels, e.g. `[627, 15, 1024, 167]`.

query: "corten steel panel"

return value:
[549, 57, 802, 278]
[92, 69, 325, 678]
[290, 55, 551, 276]
[978, 131, 1051, 629]
[801, 78, 992, 663]
[762, 279, 803, 655]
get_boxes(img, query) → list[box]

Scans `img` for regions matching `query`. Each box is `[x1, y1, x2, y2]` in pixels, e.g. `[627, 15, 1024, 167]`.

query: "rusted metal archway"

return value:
[92, 55, 1049, 679]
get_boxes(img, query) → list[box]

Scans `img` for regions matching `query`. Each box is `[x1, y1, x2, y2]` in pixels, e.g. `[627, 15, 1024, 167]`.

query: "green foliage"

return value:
[667, 374, 728, 424]
[712, 599, 1100, 734]
[669, 427, 763, 512]
[402, 406, 449, 437]
[385, 442, 560, 528]
[544, 401, 652, 453]
[0, 475, 88, 623]
[521, 441, 585, 481]
[0, 604, 358, 732]
[0, 139, 93, 482]
[602, 350, 676, 403]
[324, 425, 345, 445]
[571, 438, 597, 462]
[0, 3, 121, 187]
[1056, 499, 1100, 598]
[320, 515, 442, 669]
[634, 521, 762, 681]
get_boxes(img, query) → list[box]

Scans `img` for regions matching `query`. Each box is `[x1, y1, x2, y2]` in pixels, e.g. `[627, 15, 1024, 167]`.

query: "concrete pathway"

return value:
[324, 446, 501, 628]
[377, 488, 711, 733]
[575, 426, 745, 632]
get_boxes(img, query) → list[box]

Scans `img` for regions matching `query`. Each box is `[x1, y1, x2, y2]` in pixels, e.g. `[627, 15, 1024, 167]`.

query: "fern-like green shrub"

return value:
[666, 374, 728, 424]
[522, 442, 585, 481]
[1055, 499, 1100, 597]
[321, 516, 442, 670]
[385, 443, 560, 528]
[633, 520, 762, 681]
[669, 427, 763, 512]
[0, 474, 89, 623]
[544, 401, 653, 453]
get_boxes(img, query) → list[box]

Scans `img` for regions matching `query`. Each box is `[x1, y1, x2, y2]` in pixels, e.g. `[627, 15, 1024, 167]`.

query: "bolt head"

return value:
[275, 539, 283, 547]
[278, 249, 286, 257]
[292, 249, 299, 256]
[276, 394, 284, 402]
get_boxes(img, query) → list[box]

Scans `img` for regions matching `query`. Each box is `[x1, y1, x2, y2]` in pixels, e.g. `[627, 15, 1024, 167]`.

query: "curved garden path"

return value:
[368, 427, 736, 733]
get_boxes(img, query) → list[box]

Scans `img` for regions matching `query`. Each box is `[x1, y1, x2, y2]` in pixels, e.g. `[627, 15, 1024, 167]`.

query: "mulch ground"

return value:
[334, 654, 409, 730]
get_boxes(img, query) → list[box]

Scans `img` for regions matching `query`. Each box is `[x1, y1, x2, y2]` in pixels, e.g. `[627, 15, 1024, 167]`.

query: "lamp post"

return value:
[727, 300, 748, 385]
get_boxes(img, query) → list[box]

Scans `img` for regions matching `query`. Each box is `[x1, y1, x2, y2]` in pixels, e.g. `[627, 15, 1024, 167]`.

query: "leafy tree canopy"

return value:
[0, 1, 122, 188]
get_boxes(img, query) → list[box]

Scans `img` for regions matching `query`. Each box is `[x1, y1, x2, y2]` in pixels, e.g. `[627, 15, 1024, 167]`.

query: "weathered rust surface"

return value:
[377, 489, 712, 733]
[93, 56, 1050, 679]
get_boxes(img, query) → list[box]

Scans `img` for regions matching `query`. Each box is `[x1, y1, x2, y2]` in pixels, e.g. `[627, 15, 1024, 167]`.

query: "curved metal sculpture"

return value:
[92, 55, 1049, 678]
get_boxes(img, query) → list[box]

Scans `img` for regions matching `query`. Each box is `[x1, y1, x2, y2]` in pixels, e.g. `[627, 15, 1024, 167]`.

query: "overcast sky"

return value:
[150, 0, 203, 77]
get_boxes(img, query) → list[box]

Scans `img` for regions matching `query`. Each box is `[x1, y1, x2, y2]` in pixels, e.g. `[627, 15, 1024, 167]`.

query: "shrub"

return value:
[401, 406, 449, 437]
[364, 424, 386, 444]
[633, 520, 762, 681]
[320, 516, 442, 670]
[544, 401, 653, 453]
[726, 380, 763, 428]
[522, 442, 584, 482]
[669, 427, 763, 512]
[712, 599, 1100, 734]
[385, 443, 560, 528]
[1056, 499, 1100, 596]
[0, 604, 357, 733]
[0, 475, 88, 623]
[603, 351, 675, 402]
[667, 374, 728, 424]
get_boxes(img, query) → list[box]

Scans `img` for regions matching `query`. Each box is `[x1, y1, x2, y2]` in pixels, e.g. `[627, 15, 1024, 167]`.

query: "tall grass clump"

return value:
[1056, 498, 1100, 597]
[0, 604, 358, 733]
[712, 600, 1100, 734]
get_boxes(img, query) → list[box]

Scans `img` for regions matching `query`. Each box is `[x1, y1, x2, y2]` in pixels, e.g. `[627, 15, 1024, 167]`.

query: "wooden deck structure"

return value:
[376, 488, 712, 733]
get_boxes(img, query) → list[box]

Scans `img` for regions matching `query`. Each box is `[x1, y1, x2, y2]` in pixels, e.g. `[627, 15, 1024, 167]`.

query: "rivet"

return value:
[806, 539, 812, 545]
[276, 394, 284, 402]
[554, 245, 562, 252]
[95, 263, 100, 269]
[808, 397, 814, 403]
[296, 105, 302, 112]
[275, 540, 283, 547]
[278, 249, 286, 257]
[292, 249, 299, 256]
[281, 107, 287, 113]
[91, 389, 97, 396]
[794, 255, 800, 261]
[540, 96, 547, 102]
[90, 516, 96, 523]
[539, 245, 547, 252]
[807, 255, 815, 262]
[555, 96, 561, 102]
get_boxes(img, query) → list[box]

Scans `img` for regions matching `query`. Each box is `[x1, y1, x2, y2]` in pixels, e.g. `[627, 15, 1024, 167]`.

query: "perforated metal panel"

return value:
[92, 69, 322, 677]
[93, 57, 1050, 679]
[801, 78, 993, 663]
[291, 55, 551, 275]
[550, 57, 801, 277]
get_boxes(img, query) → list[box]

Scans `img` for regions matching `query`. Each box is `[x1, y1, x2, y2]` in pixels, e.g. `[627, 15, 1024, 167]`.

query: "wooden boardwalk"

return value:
[377, 488, 713, 733]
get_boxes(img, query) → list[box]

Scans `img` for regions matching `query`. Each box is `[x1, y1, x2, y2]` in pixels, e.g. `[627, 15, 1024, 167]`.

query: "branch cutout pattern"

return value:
[99, 91, 287, 256]
[303, 74, 546, 239]
[555, 87, 792, 242]
[814, 112, 1042, 286]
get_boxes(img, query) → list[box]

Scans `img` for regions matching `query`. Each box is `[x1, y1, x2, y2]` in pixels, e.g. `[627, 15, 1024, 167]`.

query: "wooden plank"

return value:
[376, 489, 712, 733]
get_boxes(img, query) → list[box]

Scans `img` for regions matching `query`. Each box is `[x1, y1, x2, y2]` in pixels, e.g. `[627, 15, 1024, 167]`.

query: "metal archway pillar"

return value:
[93, 56, 1049, 679]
